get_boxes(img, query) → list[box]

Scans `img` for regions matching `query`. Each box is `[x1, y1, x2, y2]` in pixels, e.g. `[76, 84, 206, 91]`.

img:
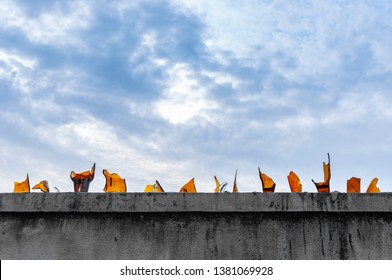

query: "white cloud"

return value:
[275, 113, 316, 131]
[0, 0, 93, 48]
[202, 70, 242, 89]
[107, 0, 148, 19]
[129, 31, 169, 74]
[171, 0, 392, 82]
[170, 0, 273, 62]
[0, 49, 38, 93]
[33, 113, 190, 190]
[154, 63, 218, 125]
[2, 0, 392, 194]
[0, 48, 92, 127]
[321, 92, 392, 127]
[130, 32, 157, 61]
[0, 138, 67, 193]
[0, 49, 37, 70]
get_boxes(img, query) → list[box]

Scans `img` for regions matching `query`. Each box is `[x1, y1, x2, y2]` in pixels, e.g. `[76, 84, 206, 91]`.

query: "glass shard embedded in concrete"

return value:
[312, 153, 331, 193]
[288, 171, 302, 192]
[180, 178, 196, 193]
[32, 180, 49, 193]
[70, 163, 95, 192]
[258, 167, 276, 192]
[103, 169, 126, 193]
[13, 174, 30, 193]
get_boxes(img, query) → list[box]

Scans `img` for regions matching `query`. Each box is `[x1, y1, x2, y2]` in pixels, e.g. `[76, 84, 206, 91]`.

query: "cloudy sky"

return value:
[1, 0, 392, 193]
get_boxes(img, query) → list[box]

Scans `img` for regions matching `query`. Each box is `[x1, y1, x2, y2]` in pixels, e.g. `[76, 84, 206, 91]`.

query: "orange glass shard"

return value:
[144, 181, 164, 192]
[214, 176, 220, 193]
[312, 153, 331, 193]
[154, 180, 165, 192]
[258, 167, 276, 192]
[287, 171, 302, 192]
[347, 177, 361, 193]
[70, 163, 95, 192]
[32, 180, 49, 193]
[214, 176, 227, 192]
[13, 174, 30, 193]
[366, 178, 380, 193]
[180, 178, 197, 193]
[144, 184, 154, 192]
[103, 169, 126, 193]
[233, 170, 238, 193]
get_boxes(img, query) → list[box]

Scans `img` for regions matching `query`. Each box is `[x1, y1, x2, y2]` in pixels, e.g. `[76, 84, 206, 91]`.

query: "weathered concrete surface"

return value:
[2, 192, 392, 212]
[1, 193, 392, 259]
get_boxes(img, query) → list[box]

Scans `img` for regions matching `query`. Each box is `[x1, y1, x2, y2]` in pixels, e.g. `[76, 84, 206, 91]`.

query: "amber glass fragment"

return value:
[144, 181, 164, 192]
[214, 176, 220, 193]
[103, 169, 126, 193]
[32, 180, 49, 193]
[144, 184, 154, 192]
[312, 153, 331, 193]
[233, 170, 238, 193]
[366, 178, 380, 193]
[13, 174, 30, 193]
[287, 171, 302, 192]
[154, 180, 165, 192]
[180, 178, 197, 193]
[347, 177, 361, 193]
[70, 163, 95, 192]
[214, 176, 227, 192]
[258, 167, 276, 192]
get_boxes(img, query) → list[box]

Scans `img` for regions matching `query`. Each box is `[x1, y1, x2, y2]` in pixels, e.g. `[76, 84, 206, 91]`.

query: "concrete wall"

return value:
[1, 192, 392, 259]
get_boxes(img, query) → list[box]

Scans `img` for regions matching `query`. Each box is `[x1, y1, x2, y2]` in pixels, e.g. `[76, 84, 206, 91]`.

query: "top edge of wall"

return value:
[1, 193, 392, 213]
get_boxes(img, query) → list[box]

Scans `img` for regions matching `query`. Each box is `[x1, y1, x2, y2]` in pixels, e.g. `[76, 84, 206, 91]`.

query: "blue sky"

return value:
[1, 0, 392, 193]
